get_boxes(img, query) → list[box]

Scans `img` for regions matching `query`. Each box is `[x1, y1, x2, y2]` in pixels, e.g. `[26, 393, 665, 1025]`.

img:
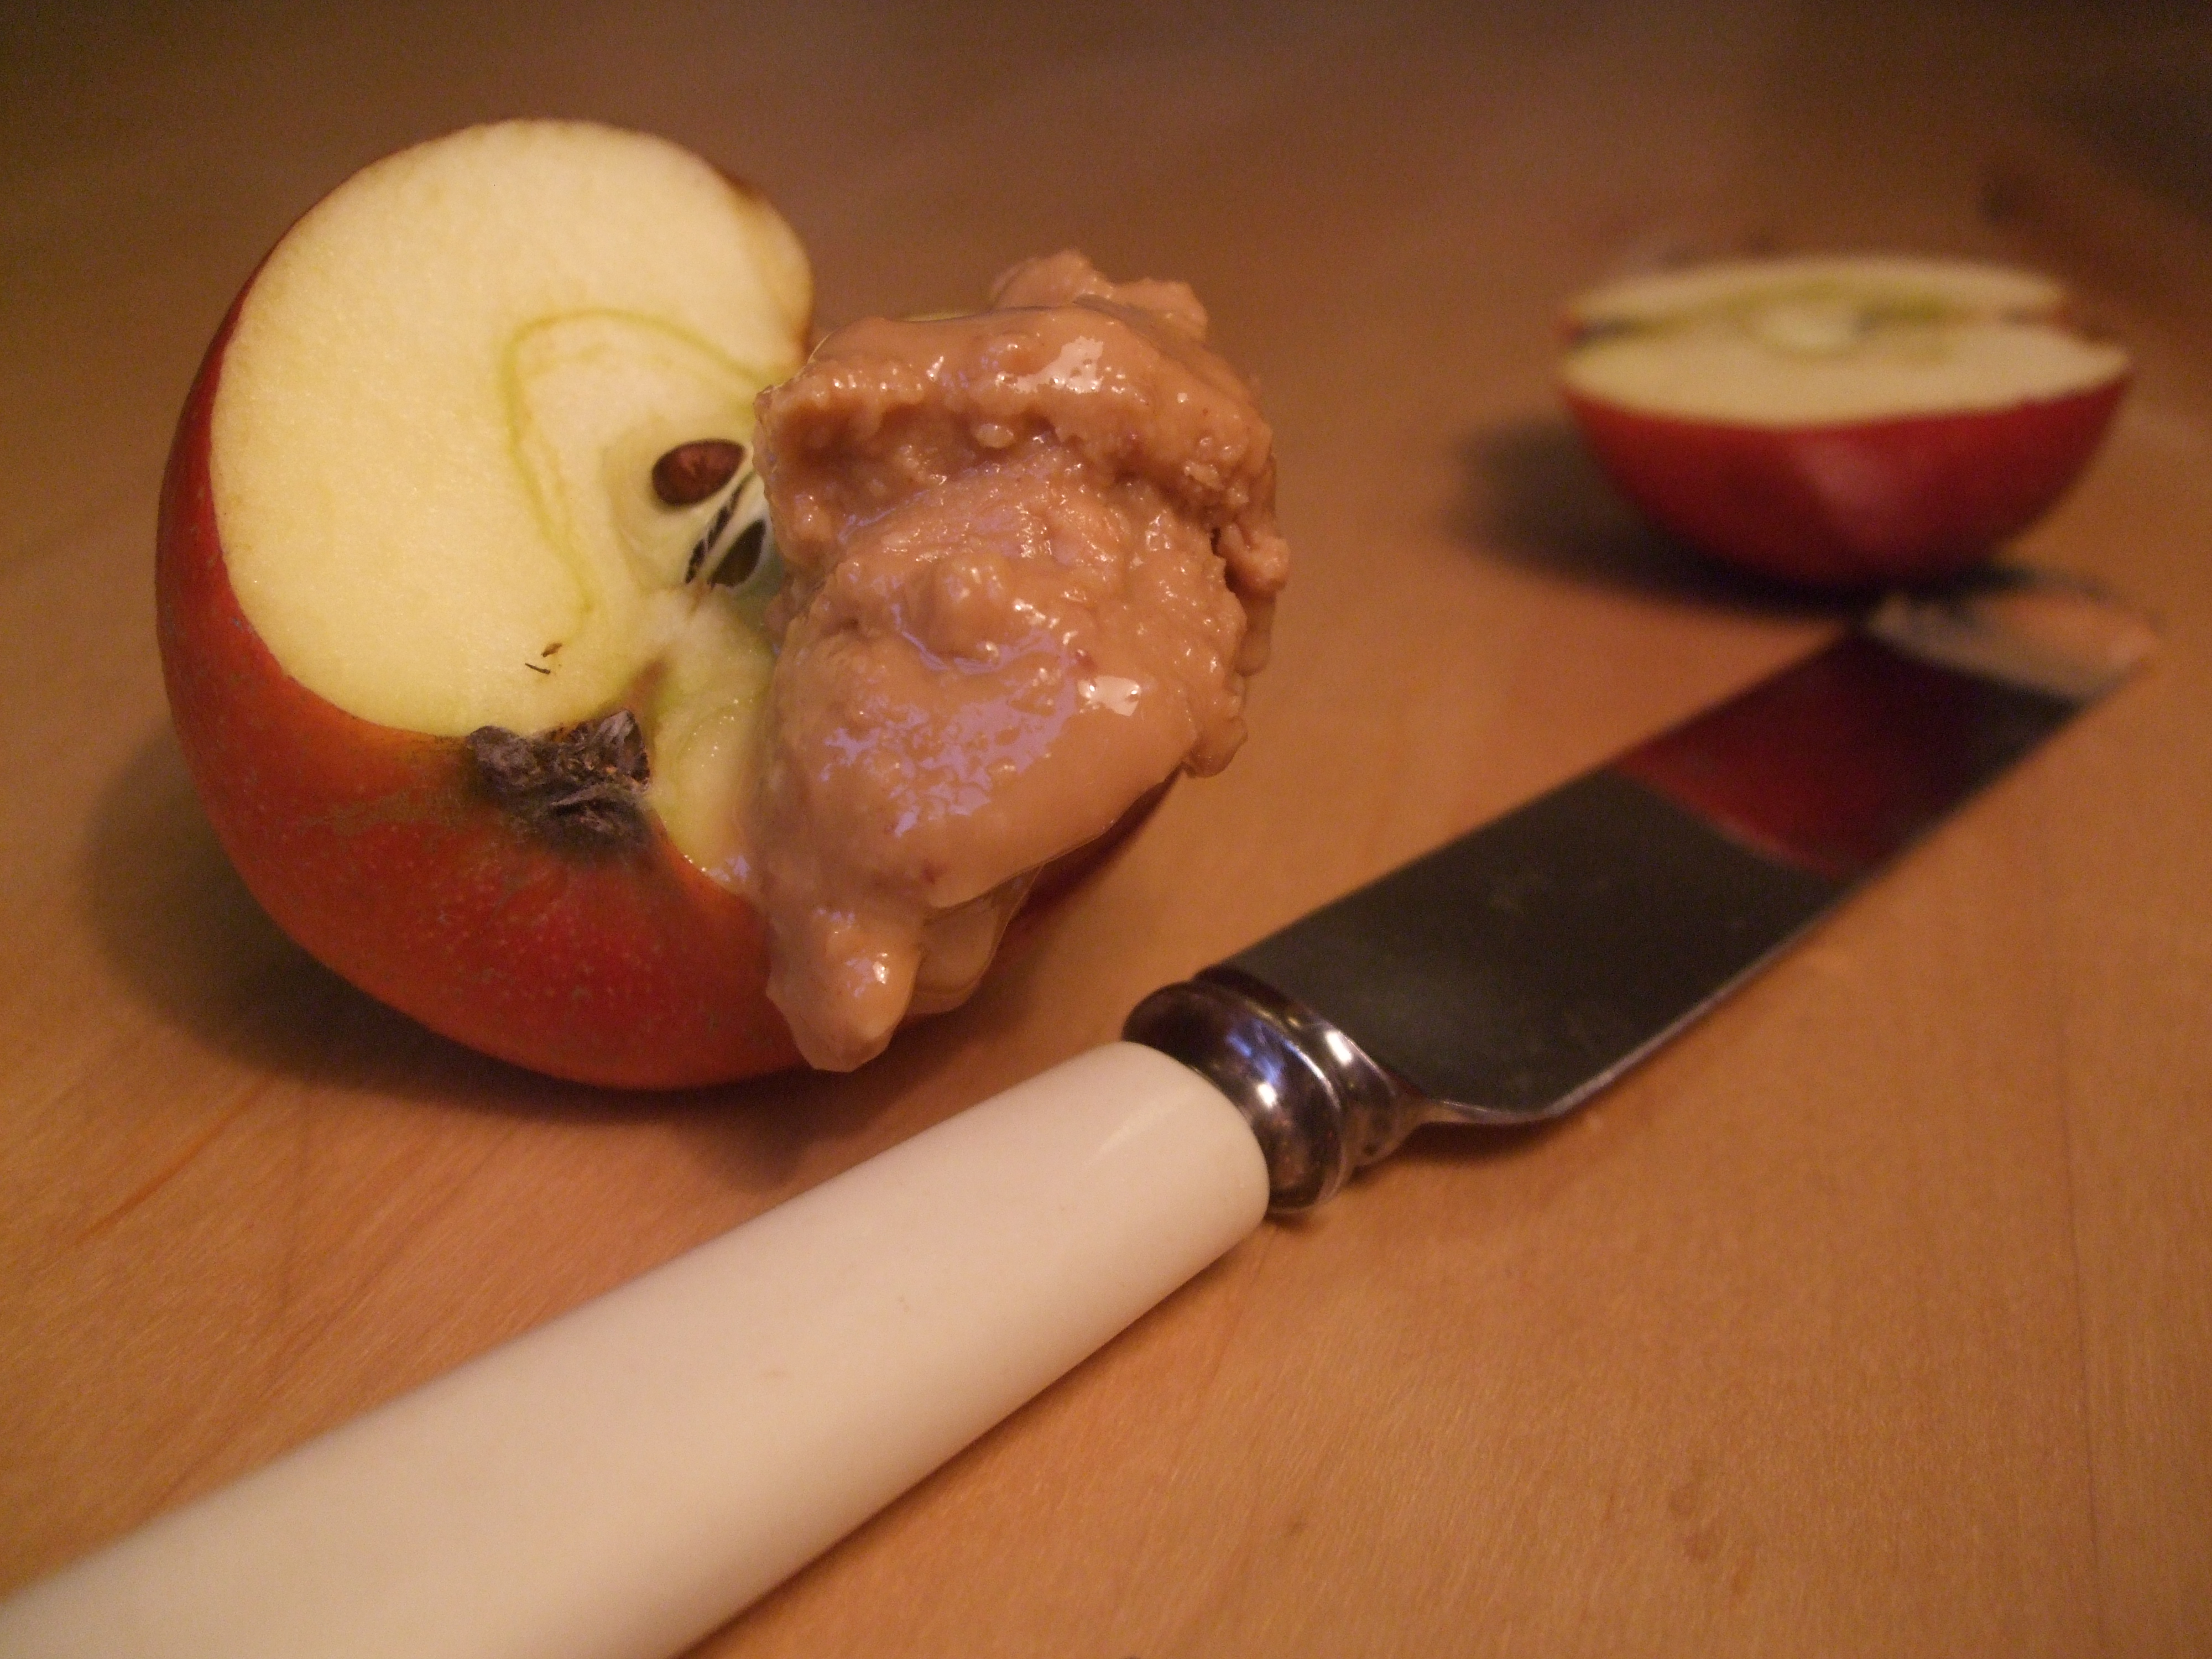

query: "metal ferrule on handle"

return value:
[1125, 968, 1436, 1212]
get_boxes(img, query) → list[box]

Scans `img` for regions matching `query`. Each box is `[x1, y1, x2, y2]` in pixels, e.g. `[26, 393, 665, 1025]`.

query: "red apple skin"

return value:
[1562, 377, 2127, 589]
[158, 297, 805, 1089]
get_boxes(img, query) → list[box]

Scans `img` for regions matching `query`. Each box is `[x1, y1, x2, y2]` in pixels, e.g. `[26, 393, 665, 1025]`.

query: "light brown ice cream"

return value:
[745, 252, 1289, 1070]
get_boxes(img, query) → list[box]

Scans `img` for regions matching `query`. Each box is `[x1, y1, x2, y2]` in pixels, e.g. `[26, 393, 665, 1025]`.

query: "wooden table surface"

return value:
[5, 2, 2209, 1653]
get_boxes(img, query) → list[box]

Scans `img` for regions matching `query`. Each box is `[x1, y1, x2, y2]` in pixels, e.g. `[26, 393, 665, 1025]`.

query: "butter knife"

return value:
[0, 575, 2152, 1659]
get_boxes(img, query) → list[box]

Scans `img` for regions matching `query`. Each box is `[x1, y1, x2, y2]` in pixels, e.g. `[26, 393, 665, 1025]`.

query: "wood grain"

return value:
[3, 1, 2208, 1653]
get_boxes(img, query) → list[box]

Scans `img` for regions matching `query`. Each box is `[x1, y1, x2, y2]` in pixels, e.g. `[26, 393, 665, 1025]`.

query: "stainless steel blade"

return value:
[1127, 575, 2153, 1208]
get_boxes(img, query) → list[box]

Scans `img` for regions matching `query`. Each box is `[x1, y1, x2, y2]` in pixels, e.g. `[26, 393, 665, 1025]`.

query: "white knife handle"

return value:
[0, 1042, 1267, 1659]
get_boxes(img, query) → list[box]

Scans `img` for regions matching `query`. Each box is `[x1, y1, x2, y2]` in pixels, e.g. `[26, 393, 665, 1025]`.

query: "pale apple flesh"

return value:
[1559, 255, 2130, 587]
[161, 297, 803, 1087]
[207, 122, 807, 884]
[161, 122, 825, 1086]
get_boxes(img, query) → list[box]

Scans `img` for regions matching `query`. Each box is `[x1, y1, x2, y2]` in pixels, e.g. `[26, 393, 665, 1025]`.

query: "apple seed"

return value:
[684, 488, 744, 583]
[710, 519, 768, 588]
[653, 439, 747, 506]
[467, 710, 652, 851]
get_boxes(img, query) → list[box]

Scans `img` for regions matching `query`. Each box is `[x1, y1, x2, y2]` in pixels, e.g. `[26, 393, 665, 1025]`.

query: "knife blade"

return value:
[0, 575, 2151, 1659]
[1125, 575, 2154, 1208]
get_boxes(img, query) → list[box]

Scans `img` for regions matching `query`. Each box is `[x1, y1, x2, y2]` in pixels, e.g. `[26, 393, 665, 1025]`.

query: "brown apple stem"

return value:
[467, 710, 653, 852]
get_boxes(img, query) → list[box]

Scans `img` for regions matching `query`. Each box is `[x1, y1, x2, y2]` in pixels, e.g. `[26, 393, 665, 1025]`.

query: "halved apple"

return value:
[158, 121, 820, 1087]
[1558, 255, 2130, 587]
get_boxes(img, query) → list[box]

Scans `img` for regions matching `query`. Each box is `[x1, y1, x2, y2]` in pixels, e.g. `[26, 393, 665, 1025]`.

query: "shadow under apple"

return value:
[72, 726, 1024, 1199]
[1454, 415, 1827, 619]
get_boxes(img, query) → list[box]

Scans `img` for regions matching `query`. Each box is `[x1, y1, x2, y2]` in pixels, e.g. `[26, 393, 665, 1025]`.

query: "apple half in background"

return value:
[1558, 255, 2131, 588]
